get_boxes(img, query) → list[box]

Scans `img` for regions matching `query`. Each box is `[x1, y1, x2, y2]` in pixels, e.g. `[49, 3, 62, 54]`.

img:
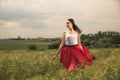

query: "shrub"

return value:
[94, 38, 112, 48]
[48, 40, 60, 49]
[83, 39, 91, 46]
[28, 44, 38, 50]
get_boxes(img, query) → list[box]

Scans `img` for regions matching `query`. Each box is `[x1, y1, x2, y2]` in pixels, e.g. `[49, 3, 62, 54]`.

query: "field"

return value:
[0, 40, 120, 80]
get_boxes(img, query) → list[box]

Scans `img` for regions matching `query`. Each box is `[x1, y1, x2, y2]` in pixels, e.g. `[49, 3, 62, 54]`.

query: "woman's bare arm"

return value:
[52, 32, 65, 60]
[78, 33, 83, 50]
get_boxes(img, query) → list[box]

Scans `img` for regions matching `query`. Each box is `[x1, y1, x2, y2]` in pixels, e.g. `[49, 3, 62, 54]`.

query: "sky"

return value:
[0, 0, 120, 39]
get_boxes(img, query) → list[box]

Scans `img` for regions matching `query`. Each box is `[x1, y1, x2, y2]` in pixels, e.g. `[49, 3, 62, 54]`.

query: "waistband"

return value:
[64, 44, 79, 47]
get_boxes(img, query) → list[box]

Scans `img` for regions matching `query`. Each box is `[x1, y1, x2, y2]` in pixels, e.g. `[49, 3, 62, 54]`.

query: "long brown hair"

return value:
[68, 18, 82, 33]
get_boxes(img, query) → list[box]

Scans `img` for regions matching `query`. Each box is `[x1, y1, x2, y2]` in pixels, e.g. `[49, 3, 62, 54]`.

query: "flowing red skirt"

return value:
[60, 44, 95, 72]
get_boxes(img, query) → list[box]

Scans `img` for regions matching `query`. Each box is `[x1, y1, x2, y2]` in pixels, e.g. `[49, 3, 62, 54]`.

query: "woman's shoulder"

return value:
[61, 31, 66, 35]
[74, 30, 81, 37]
[63, 30, 68, 34]
[62, 31, 68, 37]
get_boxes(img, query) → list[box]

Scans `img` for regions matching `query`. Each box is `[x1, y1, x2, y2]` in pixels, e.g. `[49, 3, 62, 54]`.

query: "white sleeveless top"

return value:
[65, 31, 78, 45]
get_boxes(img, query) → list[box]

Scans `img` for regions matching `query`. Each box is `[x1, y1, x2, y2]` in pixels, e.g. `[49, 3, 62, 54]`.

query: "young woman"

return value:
[52, 18, 95, 72]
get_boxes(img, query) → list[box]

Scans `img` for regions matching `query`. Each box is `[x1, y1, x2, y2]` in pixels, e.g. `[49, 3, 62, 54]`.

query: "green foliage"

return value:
[81, 31, 120, 48]
[0, 48, 120, 80]
[94, 38, 112, 48]
[48, 40, 60, 49]
[28, 44, 38, 50]
[82, 39, 91, 46]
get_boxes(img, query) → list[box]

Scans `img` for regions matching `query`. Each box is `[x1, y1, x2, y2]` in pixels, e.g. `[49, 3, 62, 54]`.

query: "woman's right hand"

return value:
[52, 55, 57, 61]
[52, 31, 65, 61]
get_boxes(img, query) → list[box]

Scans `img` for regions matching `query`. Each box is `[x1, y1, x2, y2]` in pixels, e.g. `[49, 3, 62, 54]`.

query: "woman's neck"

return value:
[68, 28, 75, 33]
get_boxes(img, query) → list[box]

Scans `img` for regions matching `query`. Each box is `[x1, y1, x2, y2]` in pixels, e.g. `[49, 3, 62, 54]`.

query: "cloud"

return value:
[0, 21, 21, 29]
[0, 0, 120, 38]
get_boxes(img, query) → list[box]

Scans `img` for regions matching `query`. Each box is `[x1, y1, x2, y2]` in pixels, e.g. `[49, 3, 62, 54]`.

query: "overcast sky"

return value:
[0, 0, 120, 38]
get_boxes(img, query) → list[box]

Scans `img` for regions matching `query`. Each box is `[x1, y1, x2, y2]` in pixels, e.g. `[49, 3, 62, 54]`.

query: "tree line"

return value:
[48, 31, 120, 49]
[81, 31, 120, 48]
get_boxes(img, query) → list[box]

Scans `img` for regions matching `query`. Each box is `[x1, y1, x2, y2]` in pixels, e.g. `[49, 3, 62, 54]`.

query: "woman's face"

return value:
[66, 20, 73, 29]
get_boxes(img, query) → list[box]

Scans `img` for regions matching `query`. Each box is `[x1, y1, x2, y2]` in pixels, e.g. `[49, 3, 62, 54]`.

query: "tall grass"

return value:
[0, 48, 120, 80]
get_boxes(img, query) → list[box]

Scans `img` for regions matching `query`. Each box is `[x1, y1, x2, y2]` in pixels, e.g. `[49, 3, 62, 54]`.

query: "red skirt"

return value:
[60, 44, 95, 72]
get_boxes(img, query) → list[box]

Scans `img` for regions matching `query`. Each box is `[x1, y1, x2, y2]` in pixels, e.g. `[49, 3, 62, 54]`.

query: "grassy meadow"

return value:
[0, 40, 120, 80]
[0, 40, 50, 50]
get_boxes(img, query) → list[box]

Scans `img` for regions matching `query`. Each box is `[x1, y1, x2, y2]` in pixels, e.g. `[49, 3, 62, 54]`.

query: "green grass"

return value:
[0, 48, 120, 80]
[0, 40, 120, 80]
[0, 40, 51, 50]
